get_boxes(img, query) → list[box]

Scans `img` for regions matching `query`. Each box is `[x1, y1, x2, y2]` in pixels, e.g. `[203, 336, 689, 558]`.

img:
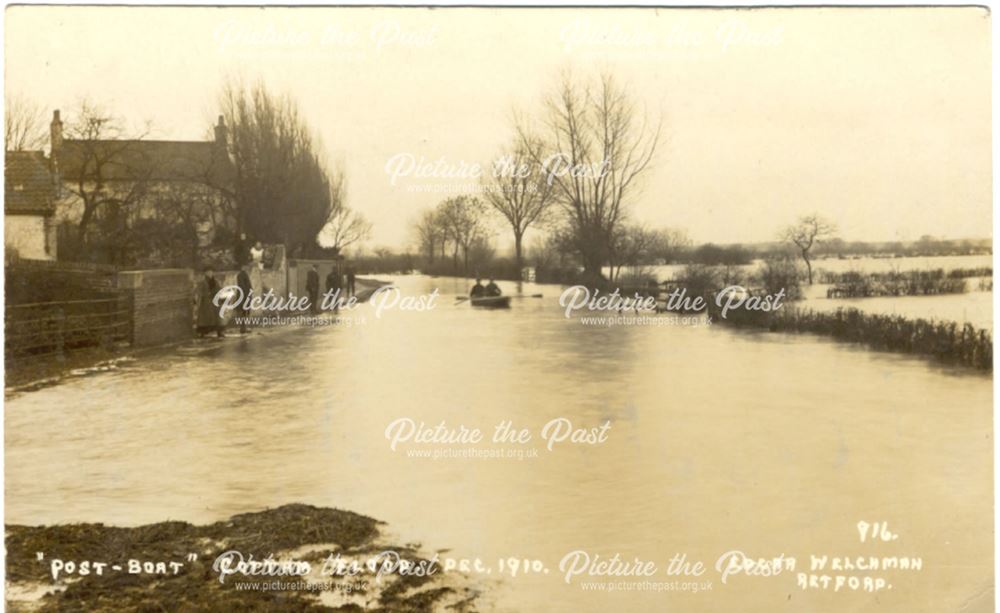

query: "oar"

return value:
[455, 293, 539, 304]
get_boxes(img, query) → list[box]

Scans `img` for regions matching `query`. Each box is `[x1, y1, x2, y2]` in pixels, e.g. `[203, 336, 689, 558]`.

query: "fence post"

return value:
[102, 298, 114, 351]
[55, 307, 66, 363]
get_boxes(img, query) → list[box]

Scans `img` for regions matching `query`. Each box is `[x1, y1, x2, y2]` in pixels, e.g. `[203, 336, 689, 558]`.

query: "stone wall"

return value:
[9, 249, 292, 351]
[117, 269, 193, 347]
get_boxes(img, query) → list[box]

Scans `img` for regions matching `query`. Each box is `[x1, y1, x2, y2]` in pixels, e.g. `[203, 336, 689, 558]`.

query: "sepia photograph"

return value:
[2, 4, 994, 612]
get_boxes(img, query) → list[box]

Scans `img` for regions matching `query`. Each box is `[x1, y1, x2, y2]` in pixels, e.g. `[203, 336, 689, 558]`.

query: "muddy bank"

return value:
[352, 277, 393, 302]
[6, 504, 480, 612]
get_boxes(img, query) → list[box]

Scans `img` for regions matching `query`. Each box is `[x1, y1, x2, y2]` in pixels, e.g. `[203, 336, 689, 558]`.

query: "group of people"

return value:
[194, 260, 358, 339]
[470, 278, 502, 298]
[190, 234, 269, 338]
[195, 262, 257, 338]
[305, 264, 356, 313]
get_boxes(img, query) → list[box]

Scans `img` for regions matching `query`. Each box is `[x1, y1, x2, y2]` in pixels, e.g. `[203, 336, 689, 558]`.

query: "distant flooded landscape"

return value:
[629, 254, 994, 329]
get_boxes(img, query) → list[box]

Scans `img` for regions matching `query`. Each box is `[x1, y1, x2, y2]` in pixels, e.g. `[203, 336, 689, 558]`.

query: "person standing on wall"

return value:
[250, 241, 265, 270]
[248, 241, 264, 300]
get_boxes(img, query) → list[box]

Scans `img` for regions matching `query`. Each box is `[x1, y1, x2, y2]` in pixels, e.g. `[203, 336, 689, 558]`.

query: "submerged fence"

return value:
[824, 269, 969, 299]
[5, 295, 131, 366]
[4, 261, 194, 378]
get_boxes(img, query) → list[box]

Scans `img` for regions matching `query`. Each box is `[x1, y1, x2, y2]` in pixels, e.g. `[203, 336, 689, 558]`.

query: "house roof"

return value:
[56, 138, 234, 188]
[5, 151, 56, 215]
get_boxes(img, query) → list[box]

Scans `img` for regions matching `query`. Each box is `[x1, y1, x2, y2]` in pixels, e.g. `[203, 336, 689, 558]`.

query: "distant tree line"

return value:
[401, 202, 989, 288]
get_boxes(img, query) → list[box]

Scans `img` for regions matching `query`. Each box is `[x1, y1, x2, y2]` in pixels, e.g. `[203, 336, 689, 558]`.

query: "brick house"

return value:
[5, 150, 58, 260]
[49, 110, 236, 264]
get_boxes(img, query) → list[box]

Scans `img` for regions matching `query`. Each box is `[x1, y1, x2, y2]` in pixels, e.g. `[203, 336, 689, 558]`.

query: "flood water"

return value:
[5, 274, 993, 612]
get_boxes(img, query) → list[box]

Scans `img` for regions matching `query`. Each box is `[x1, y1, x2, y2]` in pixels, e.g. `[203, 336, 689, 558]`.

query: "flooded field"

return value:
[641, 255, 994, 330]
[801, 283, 993, 330]
[5, 274, 992, 612]
[812, 254, 992, 275]
[643, 254, 992, 283]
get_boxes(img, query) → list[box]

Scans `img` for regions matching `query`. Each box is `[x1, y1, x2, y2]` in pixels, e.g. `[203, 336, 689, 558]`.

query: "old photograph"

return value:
[2, 5, 994, 612]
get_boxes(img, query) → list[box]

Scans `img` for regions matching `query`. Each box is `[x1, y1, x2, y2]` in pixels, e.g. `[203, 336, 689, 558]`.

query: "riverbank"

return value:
[6, 504, 479, 612]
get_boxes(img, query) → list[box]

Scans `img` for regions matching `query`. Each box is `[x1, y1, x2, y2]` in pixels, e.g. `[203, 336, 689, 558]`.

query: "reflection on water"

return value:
[5, 275, 992, 612]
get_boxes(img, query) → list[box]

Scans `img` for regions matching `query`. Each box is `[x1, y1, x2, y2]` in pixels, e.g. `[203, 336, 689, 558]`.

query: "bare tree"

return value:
[5, 95, 47, 151]
[146, 181, 230, 267]
[649, 228, 691, 263]
[467, 234, 496, 272]
[609, 223, 658, 282]
[519, 71, 660, 282]
[481, 137, 555, 274]
[60, 101, 156, 261]
[781, 214, 836, 284]
[319, 182, 372, 253]
[603, 225, 692, 281]
[413, 207, 446, 264]
[438, 195, 487, 275]
[321, 208, 371, 252]
[528, 224, 579, 282]
[314, 173, 371, 253]
[528, 234, 559, 274]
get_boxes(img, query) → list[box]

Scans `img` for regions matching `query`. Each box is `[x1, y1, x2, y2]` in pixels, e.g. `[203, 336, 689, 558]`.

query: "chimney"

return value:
[214, 115, 227, 147]
[49, 110, 63, 187]
[50, 110, 63, 155]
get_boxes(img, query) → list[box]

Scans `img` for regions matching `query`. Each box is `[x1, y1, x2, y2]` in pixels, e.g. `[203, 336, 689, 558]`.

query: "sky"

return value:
[5, 6, 992, 251]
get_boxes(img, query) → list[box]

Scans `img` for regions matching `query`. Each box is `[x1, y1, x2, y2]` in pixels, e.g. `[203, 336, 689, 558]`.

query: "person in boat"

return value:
[470, 278, 486, 298]
[195, 267, 224, 338]
[485, 278, 502, 297]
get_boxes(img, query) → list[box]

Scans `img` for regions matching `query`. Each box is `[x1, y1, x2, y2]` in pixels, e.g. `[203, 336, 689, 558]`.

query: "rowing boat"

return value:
[469, 295, 511, 308]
